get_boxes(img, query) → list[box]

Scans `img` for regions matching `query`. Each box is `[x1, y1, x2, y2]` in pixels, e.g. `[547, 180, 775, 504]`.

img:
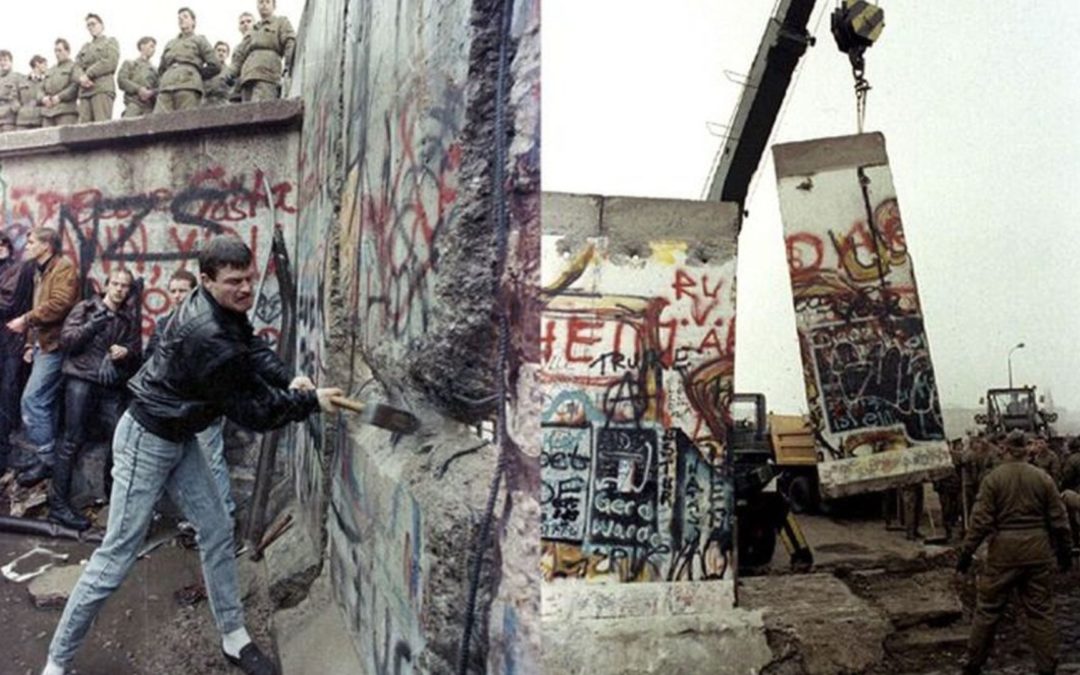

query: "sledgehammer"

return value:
[330, 396, 420, 434]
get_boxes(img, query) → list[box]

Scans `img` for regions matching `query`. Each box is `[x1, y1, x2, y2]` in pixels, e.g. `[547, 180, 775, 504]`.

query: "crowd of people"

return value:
[0, 228, 341, 675]
[0, 1, 294, 130]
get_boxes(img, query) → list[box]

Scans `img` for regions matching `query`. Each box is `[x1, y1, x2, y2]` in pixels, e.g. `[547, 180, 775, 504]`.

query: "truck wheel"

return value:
[739, 516, 777, 569]
[786, 474, 818, 514]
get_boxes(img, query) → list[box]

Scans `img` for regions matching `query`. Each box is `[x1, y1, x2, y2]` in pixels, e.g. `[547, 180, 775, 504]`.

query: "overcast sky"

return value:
[543, 1, 1080, 414]
[0, 1, 305, 69]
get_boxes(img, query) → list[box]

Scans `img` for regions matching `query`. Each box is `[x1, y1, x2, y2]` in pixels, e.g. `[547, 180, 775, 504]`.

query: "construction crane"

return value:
[705, 0, 885, 573]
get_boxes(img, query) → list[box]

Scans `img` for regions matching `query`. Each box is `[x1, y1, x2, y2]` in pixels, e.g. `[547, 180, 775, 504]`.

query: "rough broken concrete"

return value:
[849, 568, 963, 629]
[542, 581, 769, 675]
[740, 573, 891, 674]
[274, 569, 363, 675]
[27, 563, 84, 608]
[262, 505, 321, 609]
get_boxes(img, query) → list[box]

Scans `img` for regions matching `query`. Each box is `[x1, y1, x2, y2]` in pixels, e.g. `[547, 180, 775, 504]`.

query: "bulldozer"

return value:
[974, 386, 1058, 438]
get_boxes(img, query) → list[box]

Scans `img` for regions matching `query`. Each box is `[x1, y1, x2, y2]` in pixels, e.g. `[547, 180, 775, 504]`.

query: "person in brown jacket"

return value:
[956, 429, 1072, 675]
[41, 40, 79, 127]
[5, 228, 79, 487]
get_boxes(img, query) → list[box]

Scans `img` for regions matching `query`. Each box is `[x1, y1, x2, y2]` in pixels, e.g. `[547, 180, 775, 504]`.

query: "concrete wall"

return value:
[772, 133, 952, 497]
[540, 193, 739, 585]
[288, 0, 539, 673]
[0, 104, 300, 348]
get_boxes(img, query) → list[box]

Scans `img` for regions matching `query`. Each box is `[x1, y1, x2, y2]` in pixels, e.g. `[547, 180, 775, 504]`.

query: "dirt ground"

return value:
[0, 512, 275, 675]
[756, 501, 1080, 675]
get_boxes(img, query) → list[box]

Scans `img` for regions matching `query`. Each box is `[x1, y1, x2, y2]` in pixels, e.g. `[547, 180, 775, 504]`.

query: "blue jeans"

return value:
[196, 417, 234, 516]
[48, 411, 245, 666]
[20, 346, 64, 459]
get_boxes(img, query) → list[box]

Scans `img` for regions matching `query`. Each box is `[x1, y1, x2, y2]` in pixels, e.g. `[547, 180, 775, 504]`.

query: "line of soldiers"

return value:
[0, 1, 295, 131]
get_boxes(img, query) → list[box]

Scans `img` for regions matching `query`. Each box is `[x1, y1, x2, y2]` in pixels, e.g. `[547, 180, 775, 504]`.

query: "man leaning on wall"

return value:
[74, 13, 119, 123]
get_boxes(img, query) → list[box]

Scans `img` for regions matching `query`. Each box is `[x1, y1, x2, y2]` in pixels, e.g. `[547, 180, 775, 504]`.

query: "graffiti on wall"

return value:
[0, 165, 295, 344]
[328, 434, 424, 675]
[774, 134, 951, 495]
[540, 221, 736, 583]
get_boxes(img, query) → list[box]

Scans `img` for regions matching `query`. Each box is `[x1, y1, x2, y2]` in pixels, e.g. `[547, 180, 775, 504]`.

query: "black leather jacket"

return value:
[60, 294, 142, 385]
[128, 285, 316, 441]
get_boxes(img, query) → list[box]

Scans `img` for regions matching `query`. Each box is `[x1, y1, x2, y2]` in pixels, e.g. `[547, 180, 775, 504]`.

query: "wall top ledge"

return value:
[0, 99, 303, 159]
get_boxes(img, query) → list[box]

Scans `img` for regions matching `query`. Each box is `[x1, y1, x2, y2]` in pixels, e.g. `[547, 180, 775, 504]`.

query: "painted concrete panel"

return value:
[540, 193, 739, 585]
[772, 133, 952, 497]
[0, 127, 298, 345]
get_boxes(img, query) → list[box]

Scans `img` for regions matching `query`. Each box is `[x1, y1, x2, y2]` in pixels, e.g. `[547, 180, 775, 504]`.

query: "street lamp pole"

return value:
[1008, 342, 1025, 388]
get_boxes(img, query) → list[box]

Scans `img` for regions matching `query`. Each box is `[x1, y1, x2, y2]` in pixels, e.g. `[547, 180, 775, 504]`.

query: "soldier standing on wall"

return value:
[203, 42, 233, 106]
[40, 40, 79, 127]
[16, 56, 48, 130]
[0, 51, 23, 133]
[234, 0, 295, 102]
[228, 13, 255, 103]
[117, 37, 159, 118]
[155, 7, 221, 113]
[74, 13, 119, 123]
[956, 429, 1072, 675]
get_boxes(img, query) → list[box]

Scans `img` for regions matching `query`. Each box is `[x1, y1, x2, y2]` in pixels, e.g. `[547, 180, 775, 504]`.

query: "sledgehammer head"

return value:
[330, 396, 420, 434]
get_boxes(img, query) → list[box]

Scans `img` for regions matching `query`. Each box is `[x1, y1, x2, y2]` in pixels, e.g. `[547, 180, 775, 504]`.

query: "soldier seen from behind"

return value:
[49, 268, 142, 531]
[234, 0, 295, 102]
[956, 429, 1072, 675]
[16, 56, 48, 130]
[74, 13, 119, 123]
[155, 7, 221, 113]
[0, 50, 23, 133]
[41, 40, 79, 127]
[117, 37, 159, 118]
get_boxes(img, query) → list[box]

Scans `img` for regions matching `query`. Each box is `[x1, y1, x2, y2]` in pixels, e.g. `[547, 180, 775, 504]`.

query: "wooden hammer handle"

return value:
[330, 395, 365, 414]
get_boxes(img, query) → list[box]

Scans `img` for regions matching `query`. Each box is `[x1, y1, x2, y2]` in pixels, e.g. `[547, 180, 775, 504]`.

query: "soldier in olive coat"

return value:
[117, 37, 159, 118]
[1029, 435, 1062, 487]
[234, 0, 295, 102]
[74, 13, 119, 123]
[956, 430, 1072, 675]
[228, 13, 255, 103]
[0, 51, 22, 133]
[1060, 436, 1080, 492]
[15, 56, 48, 130]
[155, 7, 220, 113]
[41, 40, 79, 127]
[203, 42, 232, 106]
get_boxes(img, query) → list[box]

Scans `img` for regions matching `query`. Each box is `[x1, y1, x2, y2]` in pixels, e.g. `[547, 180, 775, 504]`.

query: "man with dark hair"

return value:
[155, 7, 220, 113]
[42, 236, 340, 675]
[203, 42, 232, 106]
[7, 228, 79, 487]
[74, 13, 119, 123]
[117, 37, 158, 118]
[49, 268, 141, 530]
[0, 232, 35, 474]
[16, 55, 48, 130]
[233, 0, 295, 102]
[0, 50, 22, 133]
[957, 429, 1072, 675]
[147, 267, 235, 516]
[41, 40, 79, 127]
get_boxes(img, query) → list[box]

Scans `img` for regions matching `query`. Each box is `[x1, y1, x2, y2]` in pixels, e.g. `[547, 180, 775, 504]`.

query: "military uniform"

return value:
[1031, 442, 1062, 487]
[74, 35, 119, 123]
[15, 74, 45, 129]
[228, 36, 249, 103]
[934, 443, 964, 539]
[41, 60, 79, 127]
[958, 439, 1071, 675]
[202, 72, 230, 106]
[1063, 489, 1080, 549]
[155, 33, 220, 113]
[0, 69, 22, 132]
[236, 15, 295, 101]
[117, 58, 158, 118]
[1060, 442, 1080, 492]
